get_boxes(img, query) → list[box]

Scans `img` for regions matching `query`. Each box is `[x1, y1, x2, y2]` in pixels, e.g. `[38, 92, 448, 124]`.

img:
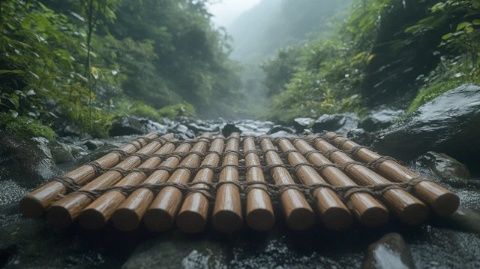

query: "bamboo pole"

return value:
[78, 141, 177, 229]
[260, 138, 315, 230]
[243, 137, 275, 231]
[20, 132, 162, 218]
[212, 133, 243, 233]
[46, 137, 167, 228]
[312, 137, 428, 225]
[143, 137, 210, 232]
[277, 138, 353, 230]
[292, 139, 389, 227]
[111, 143, 192, 231]
[176, 137, 225, 233]
[323, 132, 460, 216]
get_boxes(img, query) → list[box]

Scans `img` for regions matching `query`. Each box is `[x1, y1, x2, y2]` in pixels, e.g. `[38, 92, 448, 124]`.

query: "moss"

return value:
[158, 102, 195, 118]
[407, 80, 466, 113]
[128, 102, 161, 121]
[0, 113, 56, 140]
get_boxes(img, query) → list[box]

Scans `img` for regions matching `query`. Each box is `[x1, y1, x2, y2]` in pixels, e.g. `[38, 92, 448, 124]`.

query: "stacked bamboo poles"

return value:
[291, 139, 389, 227]
[78, 140, 177, 229]
[323, 132, 460, 216]
[20, 132, 161, 218]
[212, 133, 243, 233]
[277, 138, 353, 230]
[176, 137, 225, 233]
[311, 137, 428, 225]
[260, 137, 315, 230]
[143, 136, 210, 232]
[243, 137, 275, 231]
[111, 142, 193, 231]
[47, 135, 171, 228]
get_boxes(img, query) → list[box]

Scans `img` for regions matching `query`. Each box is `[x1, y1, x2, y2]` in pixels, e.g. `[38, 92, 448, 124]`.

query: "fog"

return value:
[208, 0, 261, 28]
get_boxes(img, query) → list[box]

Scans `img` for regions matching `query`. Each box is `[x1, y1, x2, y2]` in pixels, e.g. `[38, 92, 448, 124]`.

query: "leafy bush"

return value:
[0, 113, 56, 140]
[158, 103, 196, 119]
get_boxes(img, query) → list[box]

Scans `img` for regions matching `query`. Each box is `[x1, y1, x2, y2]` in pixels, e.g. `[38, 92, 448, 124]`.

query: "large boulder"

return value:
[360, 108, 403, 132]
[415, 152, 471, 184]
[312, 113, 359, 135]
[373, 84, 480, 162]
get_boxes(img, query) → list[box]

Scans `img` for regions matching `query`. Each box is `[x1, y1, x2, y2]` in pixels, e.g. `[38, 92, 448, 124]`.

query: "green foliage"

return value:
[0, 113, 56, 140]
[158, 103, 196, 119]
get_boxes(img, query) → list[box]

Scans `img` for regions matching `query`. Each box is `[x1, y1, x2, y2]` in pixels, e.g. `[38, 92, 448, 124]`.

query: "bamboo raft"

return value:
[19, 132, 460, 233]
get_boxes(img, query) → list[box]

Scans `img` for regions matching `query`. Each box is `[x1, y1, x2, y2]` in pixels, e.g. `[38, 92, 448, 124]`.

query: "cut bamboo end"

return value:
[19, 195, 45, 218]
[212, 210, 243, 233]
[143, 209, 174, 232]
[177, 210, 207, 234]
[246, 208, 275, 231]
[431, 192, 460, 217]
[286, 207, 315, 231]
[322, 206, 353, 231]
[78, 208, 107, 230]
[399, 202, 429, 225]
[112, 208, 142, 231]
[358, 206, 389, 227]
[47, 205, 73, 229]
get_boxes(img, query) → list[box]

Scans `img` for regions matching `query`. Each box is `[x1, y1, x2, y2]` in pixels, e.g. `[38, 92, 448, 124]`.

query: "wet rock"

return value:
[312, 113, 359, 135]
[0, 133, 59, 187]
[360, 109, 403, 131]
[83, 139, 105, 150]
[49, 141, 75, 164]
[441, 208, 480, 234]
[267, 125, 296, 135]
[292, 117, 315, 132]
[222, 123, 242, 137]
[347, 128, 375, 146]
[373, 84, 480, 161]
[415, 152, 471, 184]
[187, 122, 220, 135]
[168, 124, 195, 139]
[362, 233, 416, 269]
[110, 116, 166, 136]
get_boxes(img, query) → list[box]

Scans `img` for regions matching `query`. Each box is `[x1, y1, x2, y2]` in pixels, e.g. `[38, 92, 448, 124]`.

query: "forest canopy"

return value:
[0, 0, 241, 137]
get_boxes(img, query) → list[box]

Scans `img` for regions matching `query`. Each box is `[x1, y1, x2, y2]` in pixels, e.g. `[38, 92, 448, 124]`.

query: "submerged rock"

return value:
[267, 125, 296, 135]
[373, 84, 480, 161]
[415, 152, 471, 184]
[222, 123, 242, 137]
[312, 113, 359, 135]
[362, 233, 416, 269]
[360, 108, 403, 131]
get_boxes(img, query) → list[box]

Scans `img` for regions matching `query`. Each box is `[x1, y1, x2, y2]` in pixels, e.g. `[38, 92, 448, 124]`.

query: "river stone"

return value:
[360, 109, 403, 131]
[267, 125, 296, 135]
[373, 84, 480, 161]
[222, 123, 242, 137]
[292, 117, 315, 132]
[0, 133, 59, 187]
[415, 152, 471, 184]
[312, 113, 359, 135]
[362, 233, 416, 269]
[49, 141, 75, 164]
[110, 116, 166, 136]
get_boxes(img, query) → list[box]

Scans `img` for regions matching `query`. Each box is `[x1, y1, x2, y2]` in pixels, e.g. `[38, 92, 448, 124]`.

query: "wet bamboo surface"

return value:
[243, 137, 275, 231]
[212, 133, 244, 233]
[292, 139, 389, 227]
[260, 137, 315, 230]
[323, 132, 460, 216]
[20, 132, 163, 218]
[21, 132, 460, 232]
[311, 137, 428, 225]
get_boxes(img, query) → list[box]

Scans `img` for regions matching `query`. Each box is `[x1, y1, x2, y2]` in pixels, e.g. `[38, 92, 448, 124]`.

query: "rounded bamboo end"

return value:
[20, 195, 45, 218]
[47, 206, 73, 228]
[400, 202, 429, 225]
[286, 207, 315, 231]
[432, 192, 460, 217]
[176, 210, 206, 234]
[246, 208, 275, 231]
[143, 209, 173, 232]
[322, 207, 353, 231]
[359, 206, 389, 227]
[213, 210, 243, 233]
[112, 208, 141, 231]
[78, 209, 107, 230]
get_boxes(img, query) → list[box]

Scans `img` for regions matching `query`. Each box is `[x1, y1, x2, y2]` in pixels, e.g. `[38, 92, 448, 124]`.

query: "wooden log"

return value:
[111, 143, 192, 231]
[78, 141, 176, 229]
[143, 137, 210, 232]
[46, 137, 166, 228]
[260, 138, 315, 230]
[243, 137, 275, 231]
[212, 133, 243, 233]
[20, 132, 163, 218]
[292, 139, 389, 227]
[277, 138, 353, 231]
[176, 137, 225, 233]
[323, 132, 460, 217]
[312, 137, 428, 225]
